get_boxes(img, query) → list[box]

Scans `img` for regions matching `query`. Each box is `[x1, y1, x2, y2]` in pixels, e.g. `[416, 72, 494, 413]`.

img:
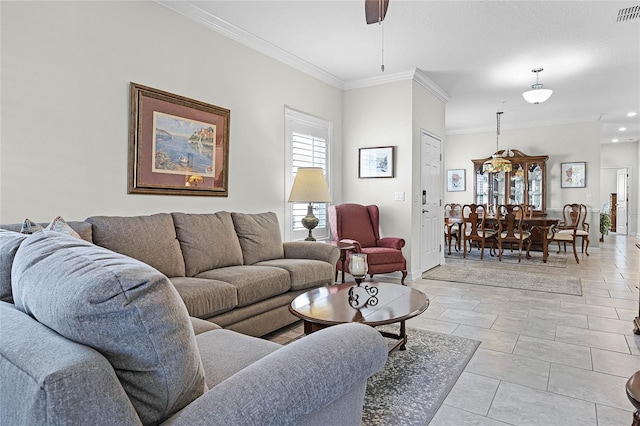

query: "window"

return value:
[285, 107, 332, 241]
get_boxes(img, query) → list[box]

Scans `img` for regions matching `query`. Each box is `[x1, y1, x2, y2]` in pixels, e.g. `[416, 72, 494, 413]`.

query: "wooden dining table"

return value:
[445, 215, 560, 263]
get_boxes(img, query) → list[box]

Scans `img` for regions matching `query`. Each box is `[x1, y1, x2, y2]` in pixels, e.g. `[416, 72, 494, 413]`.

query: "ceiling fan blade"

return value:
[365, 0, 389, 24]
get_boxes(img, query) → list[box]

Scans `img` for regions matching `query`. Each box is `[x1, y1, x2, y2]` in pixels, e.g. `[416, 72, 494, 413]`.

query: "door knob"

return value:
[422, 209, 429, 213]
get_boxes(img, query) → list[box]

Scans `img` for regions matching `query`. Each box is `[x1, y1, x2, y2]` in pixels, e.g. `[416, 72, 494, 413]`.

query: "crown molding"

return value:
[446, 115, 602, 135]
[344, 68, 450, 103]
[154, 0, 345, 89]
[412, 69, 450, 103]
[343, 70, 415, 90]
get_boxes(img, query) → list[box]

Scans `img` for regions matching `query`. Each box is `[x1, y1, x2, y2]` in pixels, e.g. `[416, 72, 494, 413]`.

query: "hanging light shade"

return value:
[483, 112, 512, 173]
[523, 68, 553, 104]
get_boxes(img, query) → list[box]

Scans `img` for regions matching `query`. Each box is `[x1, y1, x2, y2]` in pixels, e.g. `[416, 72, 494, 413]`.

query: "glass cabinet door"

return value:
[528, 162, 543, 211]
[510, 163, 525, 205]
[492, 172, 506, 206]
[475, 170, 489, 205]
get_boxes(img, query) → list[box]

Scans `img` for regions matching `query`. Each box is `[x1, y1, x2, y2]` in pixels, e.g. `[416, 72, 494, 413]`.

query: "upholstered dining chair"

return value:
[444, 203, 462, 255]
[329, 203, 407, 284]
[550, 203, 588, 264]
[496, 204, 532, 262]
[462, 204, 497, 260]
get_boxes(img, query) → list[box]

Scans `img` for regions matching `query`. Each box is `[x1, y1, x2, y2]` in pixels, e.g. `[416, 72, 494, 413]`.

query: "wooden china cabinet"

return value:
[472, 150, 549, 215]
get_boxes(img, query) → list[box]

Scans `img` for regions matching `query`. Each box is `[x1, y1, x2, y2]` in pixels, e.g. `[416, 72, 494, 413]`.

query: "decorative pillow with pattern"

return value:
[46, 216, 81, 239]
[20, 219, 44, 234]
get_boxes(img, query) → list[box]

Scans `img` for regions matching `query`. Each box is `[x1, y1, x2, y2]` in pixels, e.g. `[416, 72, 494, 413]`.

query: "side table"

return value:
[336, 244, 356, 283]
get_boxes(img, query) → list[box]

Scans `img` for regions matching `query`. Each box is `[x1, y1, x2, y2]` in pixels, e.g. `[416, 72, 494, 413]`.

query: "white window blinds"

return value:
[285, 108, 332, 241]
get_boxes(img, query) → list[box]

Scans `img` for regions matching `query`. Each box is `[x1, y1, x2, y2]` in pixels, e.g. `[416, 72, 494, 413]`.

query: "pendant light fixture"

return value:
[523, 68, 553, 104]
[483, 112, 513, 174]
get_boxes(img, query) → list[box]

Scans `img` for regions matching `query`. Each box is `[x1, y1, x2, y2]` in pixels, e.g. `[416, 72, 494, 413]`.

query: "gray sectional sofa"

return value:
[0, 230, 388, 425]
[1, 211, 341, 337]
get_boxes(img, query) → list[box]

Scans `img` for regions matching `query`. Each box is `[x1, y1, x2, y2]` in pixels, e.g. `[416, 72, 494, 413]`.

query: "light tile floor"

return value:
[267, 233, 640, 425]
[425, 233, 639, 426]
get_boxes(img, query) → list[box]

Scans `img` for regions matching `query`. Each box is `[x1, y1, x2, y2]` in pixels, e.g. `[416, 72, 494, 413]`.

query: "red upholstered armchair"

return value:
[329, 203, 407, 284]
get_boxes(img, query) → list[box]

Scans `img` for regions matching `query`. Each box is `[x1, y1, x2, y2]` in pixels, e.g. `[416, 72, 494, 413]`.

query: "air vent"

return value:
[617, 5, 640, 22]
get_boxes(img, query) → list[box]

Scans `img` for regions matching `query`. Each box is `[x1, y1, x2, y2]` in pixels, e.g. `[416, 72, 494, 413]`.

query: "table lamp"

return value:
[288, 167, 332, 241]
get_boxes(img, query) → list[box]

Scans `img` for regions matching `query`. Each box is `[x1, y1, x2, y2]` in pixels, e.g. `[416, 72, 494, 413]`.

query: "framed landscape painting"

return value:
[128, 83, 230, 196]
[561, 162, 586, 188]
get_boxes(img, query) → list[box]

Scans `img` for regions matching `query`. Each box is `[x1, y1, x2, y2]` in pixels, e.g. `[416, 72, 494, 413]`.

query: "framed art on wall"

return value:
[561, 162, 586, 188]
[446, 169, 466, 192]
[128, 82, 230, 196]
[359, 146, 395, 178]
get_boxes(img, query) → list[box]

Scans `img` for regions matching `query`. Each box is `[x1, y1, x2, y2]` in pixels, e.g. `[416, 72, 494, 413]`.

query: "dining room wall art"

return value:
[560, 162, 586, 188]
[128, 82, 230, 196]
[446, 169, 466, 192]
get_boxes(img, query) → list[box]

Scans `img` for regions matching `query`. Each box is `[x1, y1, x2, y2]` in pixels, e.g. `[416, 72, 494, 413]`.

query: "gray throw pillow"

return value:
[0, 230, 28, 302]
[11, 231, 206, 425]
[231, 212, 284, 265]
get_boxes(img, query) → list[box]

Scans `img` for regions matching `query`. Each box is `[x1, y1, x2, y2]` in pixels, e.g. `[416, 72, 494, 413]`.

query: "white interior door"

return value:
[616, 168, 628, 235]
[421, 131, 441, 272]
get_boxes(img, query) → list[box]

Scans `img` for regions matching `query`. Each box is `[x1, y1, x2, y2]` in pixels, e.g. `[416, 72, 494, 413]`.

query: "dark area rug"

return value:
[361, 325, 480, 425]
[423, 262, 582, 296]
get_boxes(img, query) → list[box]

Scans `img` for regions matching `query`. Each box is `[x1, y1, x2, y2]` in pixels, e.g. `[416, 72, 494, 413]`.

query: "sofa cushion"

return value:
[196, 265, 290, 307]
[86, 213, 186, 278]
[170, 276, 238, 318]
[231, 212, 284, 265]
[0, 230, 28, 302]
[0, 301, 141, 425]
[255, 259, 333, 291]
[11, 232, 205, 425]
[196, 329, 281, 388]
[171, 212, 244, 276]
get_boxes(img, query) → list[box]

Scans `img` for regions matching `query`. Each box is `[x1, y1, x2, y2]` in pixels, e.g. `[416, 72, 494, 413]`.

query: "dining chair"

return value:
[496, 204, 532, 262]
[444, 203, 462, 255]
[515, 204, 533, 219]
[462, 204, 497, 260]
[550, 203, 585, 263]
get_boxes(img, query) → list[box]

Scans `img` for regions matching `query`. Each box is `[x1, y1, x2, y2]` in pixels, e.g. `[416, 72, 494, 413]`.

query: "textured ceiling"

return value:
[160, 0, 640, 144]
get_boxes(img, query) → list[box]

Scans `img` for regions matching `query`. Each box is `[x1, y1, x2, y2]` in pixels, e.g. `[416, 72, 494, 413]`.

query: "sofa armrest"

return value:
[378, 237, 405, 250]
[283, 241, 340, 266]
[164, 323, 387, 426]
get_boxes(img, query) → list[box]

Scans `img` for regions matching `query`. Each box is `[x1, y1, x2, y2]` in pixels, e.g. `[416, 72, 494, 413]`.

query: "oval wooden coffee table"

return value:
[289, 282, 429, 353]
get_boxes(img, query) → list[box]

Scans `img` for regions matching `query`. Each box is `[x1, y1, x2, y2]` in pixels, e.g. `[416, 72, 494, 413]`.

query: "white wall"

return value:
[444, 120, 602, 246]
[342, 78, 445, 278]
[600, 142, 639, 235]
[410, 80, 446, 276]
[343, 80, 412, 277]
[0, 1, 343, 232]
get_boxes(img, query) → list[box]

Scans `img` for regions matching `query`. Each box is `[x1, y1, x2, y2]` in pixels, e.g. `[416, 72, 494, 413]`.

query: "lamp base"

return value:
[301, 203, 319, 242]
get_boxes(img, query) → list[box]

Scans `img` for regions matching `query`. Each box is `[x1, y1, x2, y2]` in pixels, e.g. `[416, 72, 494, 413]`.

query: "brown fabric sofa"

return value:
[1, 211, 340, 337]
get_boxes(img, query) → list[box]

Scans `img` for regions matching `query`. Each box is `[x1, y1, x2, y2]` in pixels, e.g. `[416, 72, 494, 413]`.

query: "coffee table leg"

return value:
[399, 320, 407, 350]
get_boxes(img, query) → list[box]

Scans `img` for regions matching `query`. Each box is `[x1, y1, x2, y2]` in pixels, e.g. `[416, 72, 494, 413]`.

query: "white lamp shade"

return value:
[523, 88, 553, 104]
[288, 167, 332, 202]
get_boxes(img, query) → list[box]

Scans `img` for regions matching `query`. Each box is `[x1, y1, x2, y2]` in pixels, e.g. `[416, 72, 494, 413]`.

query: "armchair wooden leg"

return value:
[583, 237, 590, 256]
[525, 239, 532, 259]
[400, 270, 407, 285]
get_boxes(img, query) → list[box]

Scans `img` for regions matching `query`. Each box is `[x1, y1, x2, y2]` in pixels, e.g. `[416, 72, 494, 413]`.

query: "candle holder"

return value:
[348, 284, 379, 309]
[349, 253, 368, 286]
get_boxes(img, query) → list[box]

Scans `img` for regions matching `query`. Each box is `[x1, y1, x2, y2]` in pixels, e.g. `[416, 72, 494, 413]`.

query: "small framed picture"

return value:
[358, 146, 395, 178]
[446, 169, 466, 192]
[561, 162, 586, 188]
